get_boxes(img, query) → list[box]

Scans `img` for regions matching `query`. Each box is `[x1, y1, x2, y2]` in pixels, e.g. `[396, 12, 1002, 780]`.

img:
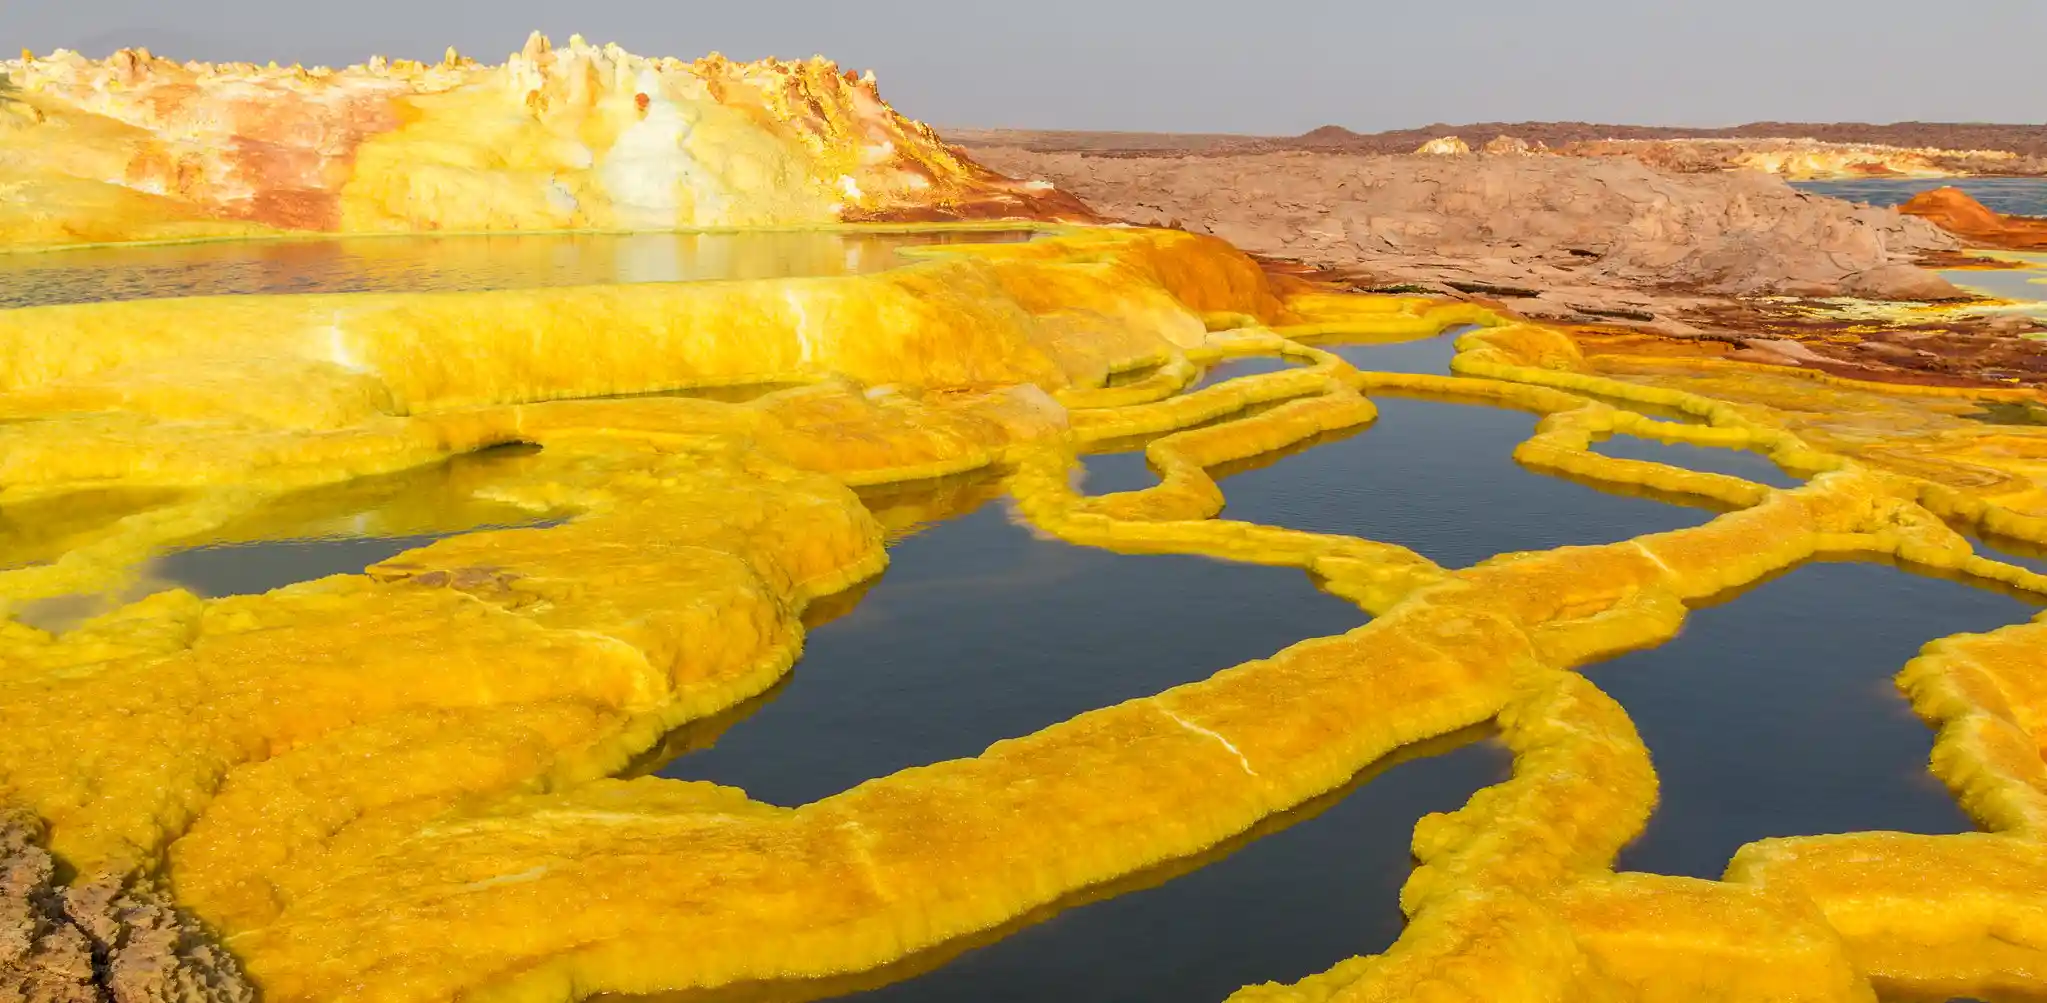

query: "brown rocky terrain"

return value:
[966, 143, 2047, 387]
[968, 147, 1963, 312]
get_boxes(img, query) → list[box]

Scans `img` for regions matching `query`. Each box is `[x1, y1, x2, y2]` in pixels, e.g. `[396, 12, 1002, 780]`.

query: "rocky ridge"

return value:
[966, 144, 2047, 386]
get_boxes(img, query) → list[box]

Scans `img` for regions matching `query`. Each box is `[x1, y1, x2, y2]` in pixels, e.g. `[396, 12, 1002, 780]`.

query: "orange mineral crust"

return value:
[1901, 186, 2047, 251]
[4, 224, 2047, 1003]
[0, 34, 1090, 248]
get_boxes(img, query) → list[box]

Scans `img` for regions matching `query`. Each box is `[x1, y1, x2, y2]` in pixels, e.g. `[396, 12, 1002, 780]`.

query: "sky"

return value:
[7, 1, 2046, 135]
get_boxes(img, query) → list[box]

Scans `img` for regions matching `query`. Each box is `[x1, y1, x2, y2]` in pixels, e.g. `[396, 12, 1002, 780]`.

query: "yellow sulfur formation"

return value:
[0, 35, 1083, 248]
[2, 225, 2046, 1003]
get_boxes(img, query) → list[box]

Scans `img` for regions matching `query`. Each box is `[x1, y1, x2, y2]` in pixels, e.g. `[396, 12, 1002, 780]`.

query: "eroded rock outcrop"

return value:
[967, 147, 1964, 310]
[1, 812, 96, 1003]
[0, 35, 1090, 247]
[1, 811, 249, 1003]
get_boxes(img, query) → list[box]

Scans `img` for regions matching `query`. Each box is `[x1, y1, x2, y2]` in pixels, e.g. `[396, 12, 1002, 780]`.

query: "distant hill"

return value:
[1290, 122, 2047, 158]
[946, 122, 2047, 159]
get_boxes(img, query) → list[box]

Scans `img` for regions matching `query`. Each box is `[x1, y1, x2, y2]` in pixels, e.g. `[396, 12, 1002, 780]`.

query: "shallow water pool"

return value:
[0, 228, 1040, 309]
[1588, 557, 2040, 879]
[2, 445, 561, 629]
[655, 482, 1368, 806]
[1793, 177, 2047, 217]
[641, 475, 1511, 1002]
[1592, 434, 1804, 489]
[1084, 394, 1715, 568]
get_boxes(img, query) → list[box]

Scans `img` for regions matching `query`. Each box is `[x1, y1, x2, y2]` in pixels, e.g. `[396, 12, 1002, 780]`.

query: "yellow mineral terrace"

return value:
[8, 21, 2047, 981]
[2, 222, 2045, 1002]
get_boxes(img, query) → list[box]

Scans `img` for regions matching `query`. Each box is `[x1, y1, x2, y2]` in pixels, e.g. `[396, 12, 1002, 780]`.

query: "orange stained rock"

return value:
[1, 224, 2046, 1003]
[1901, 186, 2047, 250]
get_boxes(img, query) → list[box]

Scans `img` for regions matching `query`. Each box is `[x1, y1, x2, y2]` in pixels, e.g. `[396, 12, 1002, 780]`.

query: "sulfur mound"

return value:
[0, 34, 1090, 247]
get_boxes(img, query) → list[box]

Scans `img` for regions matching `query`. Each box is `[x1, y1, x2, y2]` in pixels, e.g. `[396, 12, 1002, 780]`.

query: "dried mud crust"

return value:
[1, 812, 249, 1003]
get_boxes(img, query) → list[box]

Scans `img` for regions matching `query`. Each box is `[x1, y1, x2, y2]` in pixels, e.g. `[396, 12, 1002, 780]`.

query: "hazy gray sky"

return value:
[8, 1, 2045, 135]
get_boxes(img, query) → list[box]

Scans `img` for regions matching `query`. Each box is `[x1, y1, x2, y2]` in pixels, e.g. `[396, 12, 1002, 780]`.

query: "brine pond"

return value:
[1792, 177, 2047, 317]
[4, 312, 2039, 999]
[1793, 176, 2047, 216]
[0, 227, 1041, 308]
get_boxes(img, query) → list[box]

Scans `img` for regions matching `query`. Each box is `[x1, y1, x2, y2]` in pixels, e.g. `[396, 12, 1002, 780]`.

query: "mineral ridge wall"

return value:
[0, 34, 1087, 248]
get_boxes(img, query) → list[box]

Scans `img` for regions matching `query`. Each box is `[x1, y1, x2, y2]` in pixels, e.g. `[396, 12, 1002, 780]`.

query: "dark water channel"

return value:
[645, 476, 1510, 1002]
[1319, 330, 1467, 376]
[1189, 354, 1303, 390]
[1083, 393, 1715, 569]
[1588, 557, 2041, 879]
[0, 228, 1040, 309]
[5, 446, 559, 629]
[659, 484, 1374, 804]
[1592, 435, 1804, 489]
[1972, 532, 2047, 577]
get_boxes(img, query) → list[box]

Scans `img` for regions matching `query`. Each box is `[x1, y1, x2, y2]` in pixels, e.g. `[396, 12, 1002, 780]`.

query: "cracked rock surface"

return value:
[967, 147, 1965, 326]
[2, 813, 251, 1003]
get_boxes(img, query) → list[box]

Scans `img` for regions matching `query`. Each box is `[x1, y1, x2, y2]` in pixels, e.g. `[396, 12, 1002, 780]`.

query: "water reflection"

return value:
[1965, 531, 2047, 577]
[1189, 355, 1301, 391]
[1938, 265, 2047, 313]
[1588, 555, 2042, 879]
[656, 478, 1366, 806]
[1960, 399, 2047, 427]
[1592, 435, 1804, 489]
[0, 229, 1041, 308]
[1315, 328, 1469, 376]
[1792, 177, 2047, 216]
[0, 488, 186, 570]
[7, 445, 561, 629]
[1081, 394, 1710, 569]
